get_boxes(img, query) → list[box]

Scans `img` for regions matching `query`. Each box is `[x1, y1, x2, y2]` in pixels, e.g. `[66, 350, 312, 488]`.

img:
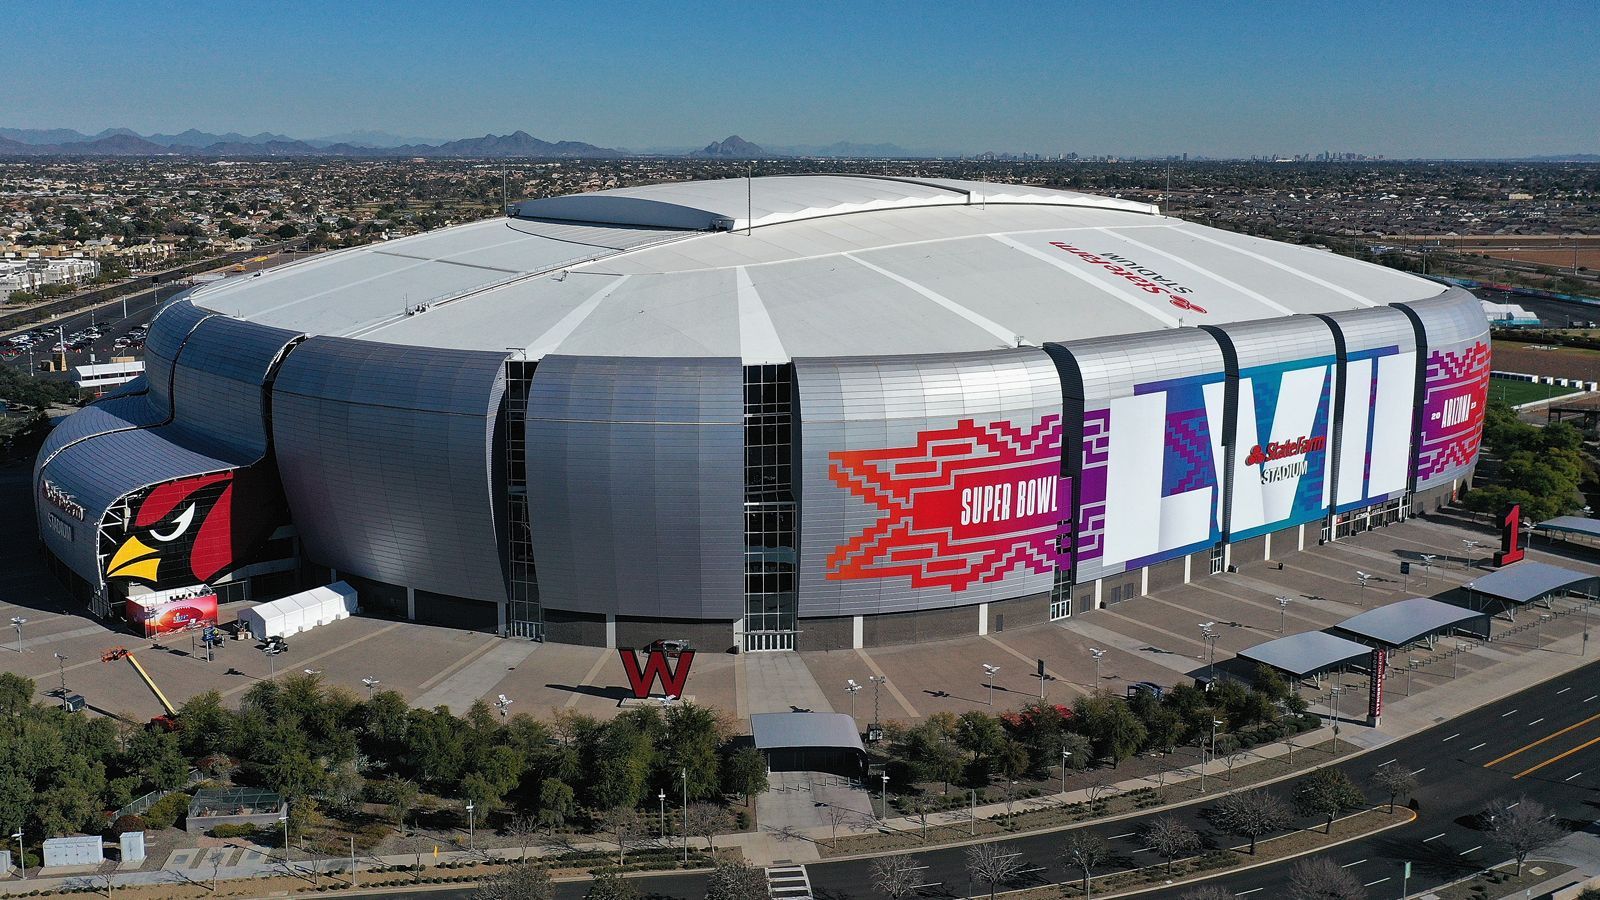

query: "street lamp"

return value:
[680, 768, 689, 865]
[361, 677, 380, 699]
[1420, 554, 1435, 586]
[12, 829, 23, 879]
[10, 616, 25, 652]
[1198, 623, 1218, 682]
[1275, 597, 1291, 634]
[279, 808, 290, 871]
[1060, 747, 1071, 795]
[52, 652, 68, 702]
[465, 802, 475, 851]
[1089, 647, 1105, 687]
[495, 694, 513, 717]
[845, 679, 862, 723]
[1355, 571, 1372, 592]
[1201, 717, 1223, 793]
[880, 772, 890, 820]
[1462, 540, 1480, 570]
[658, 789, 667, 838]
[868, 675, 886, 731]
[982, 664, 999, 706]
[1330, 685, 1345, 752]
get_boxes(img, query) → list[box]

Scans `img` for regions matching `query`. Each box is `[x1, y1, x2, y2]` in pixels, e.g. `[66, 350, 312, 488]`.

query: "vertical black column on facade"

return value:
[505, 359, 541, 639]
[742, 364, 798, 651]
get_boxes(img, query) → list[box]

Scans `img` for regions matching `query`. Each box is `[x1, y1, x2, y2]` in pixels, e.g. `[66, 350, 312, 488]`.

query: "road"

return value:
[358, 659, 1600, 900]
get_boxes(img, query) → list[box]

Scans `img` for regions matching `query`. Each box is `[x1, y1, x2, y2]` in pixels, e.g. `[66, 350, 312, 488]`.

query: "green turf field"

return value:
[1489, 378, 1583, 406]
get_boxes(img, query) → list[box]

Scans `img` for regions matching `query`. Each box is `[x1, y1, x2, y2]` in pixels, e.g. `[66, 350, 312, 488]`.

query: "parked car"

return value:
[1126, 681, 1165, 701]
[644, 639, 692, 658]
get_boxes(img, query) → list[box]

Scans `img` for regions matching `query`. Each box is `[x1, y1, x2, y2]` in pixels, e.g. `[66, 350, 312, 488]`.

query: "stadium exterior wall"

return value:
[33, 279, 1490, 649]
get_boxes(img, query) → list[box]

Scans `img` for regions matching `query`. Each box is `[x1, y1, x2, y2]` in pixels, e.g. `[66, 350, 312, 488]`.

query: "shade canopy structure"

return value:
[1333, 596, 1488, 648]
[1465, 560, 1599, 619]
[1237, 631, 1373, 679]
[751, 712, 868, 779]
[1534, 516, 1600, 548]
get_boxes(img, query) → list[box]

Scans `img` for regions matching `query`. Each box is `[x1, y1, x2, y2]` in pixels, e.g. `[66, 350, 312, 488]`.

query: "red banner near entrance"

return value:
[1369, 647, 1387, 722]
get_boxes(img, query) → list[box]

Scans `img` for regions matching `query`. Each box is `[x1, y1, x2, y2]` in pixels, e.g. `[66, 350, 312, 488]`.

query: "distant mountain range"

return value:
[0, 126, 932, 159]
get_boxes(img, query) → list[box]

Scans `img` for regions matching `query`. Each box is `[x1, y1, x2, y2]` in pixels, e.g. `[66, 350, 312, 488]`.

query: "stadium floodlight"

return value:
[1462, 540, 1480, 570]
[1276, 597, 1292, 633]
[982, 663, 1000, 706]
[9, 616, 25, 652]
[844, 679, 863, 721]
[361, 677, 379, 699]
[1089, 647, 1106, 685]
[496, 693, 513, 717]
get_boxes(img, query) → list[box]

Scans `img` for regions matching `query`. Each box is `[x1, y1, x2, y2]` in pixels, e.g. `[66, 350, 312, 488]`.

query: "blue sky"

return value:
[9, 1, 1597, 157]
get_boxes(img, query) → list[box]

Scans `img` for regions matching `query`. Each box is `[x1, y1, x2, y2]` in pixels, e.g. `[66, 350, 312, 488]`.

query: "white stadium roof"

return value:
[190, 174, 1450, 361]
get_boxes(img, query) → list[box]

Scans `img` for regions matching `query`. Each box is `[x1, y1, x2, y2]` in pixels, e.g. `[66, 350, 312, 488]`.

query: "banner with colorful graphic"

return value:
[1075, 372, 1227, 582]
[125, 588, 219, 637]
[101, 464, 283, 591]
[1414, 340, 1491, 489]
[1227, 357, 1336, 541]
[824, 416, 1069, 592]
[1334, 346, 1418, 513]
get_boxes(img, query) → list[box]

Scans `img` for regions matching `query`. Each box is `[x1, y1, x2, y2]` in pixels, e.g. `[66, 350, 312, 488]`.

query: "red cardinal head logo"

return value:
[105, 472, 235, 586]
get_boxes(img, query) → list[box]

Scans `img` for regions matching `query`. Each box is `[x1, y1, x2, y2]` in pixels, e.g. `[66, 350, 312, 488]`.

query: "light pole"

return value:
[362, 677, 379, 699]
[1420, 554, 1435, 586]
[1462, 540, 1480, 570]
[681, 768, 688, 865]
[10, 616, 25, 652]
[658, 789, 666, 839]
[1089, 647, 1105, 688]
[1201, 717, 1222, 793]
[982, 664, 999, 706]
[1355, 571, 1371, 594]
[845, 679, 862, 724]
[465, 802, 475, 851]
[1276, 597, 1291, 634]
[880, 772, 890, 820]
[279, 808, 290, 872]
[968, 788, 977, 835]
[53, 652, 68, 702]
[868, 675, 885, 732]
[495, 694, 513, 717]
[1330, 685, 1344, 752]
[1060, 747, 1071, 795]
[1198, 624, 1218, 683]
[12, 829, 23, 879]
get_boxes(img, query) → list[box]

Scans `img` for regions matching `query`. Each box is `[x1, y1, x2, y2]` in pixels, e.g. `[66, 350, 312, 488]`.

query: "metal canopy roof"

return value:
[188, 175, 1454, 361]
[1534, 516, 1600, 539]
[1467, 560, 1600, 604]
[1332, 596, 1486, 647]
[750, 712, 865, 753]
[1237, 631, 1373, 678]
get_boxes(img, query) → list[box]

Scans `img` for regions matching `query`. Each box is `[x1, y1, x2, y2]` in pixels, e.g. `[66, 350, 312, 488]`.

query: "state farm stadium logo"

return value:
[826, 416, 1068, 592]
[41, 479, 86, 522]
[1048, 242, 1207, 314]
[1245, 435, 1326, 484]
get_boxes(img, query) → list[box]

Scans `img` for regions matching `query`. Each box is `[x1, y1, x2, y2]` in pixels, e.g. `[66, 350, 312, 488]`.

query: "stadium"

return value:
[32, 175, 1491, 652]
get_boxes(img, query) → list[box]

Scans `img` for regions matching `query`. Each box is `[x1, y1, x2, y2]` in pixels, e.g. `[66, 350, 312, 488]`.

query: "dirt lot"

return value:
[1492, 341, 1600, 381]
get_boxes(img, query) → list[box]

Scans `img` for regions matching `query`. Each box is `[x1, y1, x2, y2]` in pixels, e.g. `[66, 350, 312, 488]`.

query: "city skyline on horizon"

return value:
[7, 1, 1599, 160]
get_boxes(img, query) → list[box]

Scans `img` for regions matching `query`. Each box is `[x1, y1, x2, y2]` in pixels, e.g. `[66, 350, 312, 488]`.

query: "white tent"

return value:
[237, 582, 358, 639]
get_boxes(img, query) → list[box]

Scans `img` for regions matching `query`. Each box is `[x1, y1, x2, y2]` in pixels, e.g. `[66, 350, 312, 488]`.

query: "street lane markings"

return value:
[1236, 889, 1265, 896]
[1468, 742, 1487, 751]
[1442, 733, 1460, 743]
[1379, 759, 1397, 767]
[1566, 771, 1583, 782]
[1587, 695, 1599, 703]
[1484, 711, 1600, 767]
[1365, 878, 1391, 887]
[1423, 833, 1446, 842]
[1340, 859, 1367, 867]
[1411, 768, 1427, 775]
[1460, 846, 1482, 855]
[766, 864, 812, 900]
[1109, 832, 1136, 840]
[1515, 733, 1600, 779]
[1529, 718, 1545, 727]
[1558, 687, 1572, 695]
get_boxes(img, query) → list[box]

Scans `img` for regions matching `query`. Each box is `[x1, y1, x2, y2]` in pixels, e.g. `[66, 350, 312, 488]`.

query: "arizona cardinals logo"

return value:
[105, 472, 236, 586]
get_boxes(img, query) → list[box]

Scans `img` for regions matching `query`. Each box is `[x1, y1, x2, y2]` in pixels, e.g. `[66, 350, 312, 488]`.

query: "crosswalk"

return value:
[765, 864, 812, 900]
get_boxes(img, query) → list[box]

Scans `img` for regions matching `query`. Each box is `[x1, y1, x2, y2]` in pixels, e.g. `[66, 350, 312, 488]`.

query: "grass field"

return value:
[1490, 378, 1582, 406]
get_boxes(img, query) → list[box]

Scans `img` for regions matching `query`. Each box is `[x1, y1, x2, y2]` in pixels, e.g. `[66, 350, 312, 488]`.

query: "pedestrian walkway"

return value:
[765, 864, 812, 900]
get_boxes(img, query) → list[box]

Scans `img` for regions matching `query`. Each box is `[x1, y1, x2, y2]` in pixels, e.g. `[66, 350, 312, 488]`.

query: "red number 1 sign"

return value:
[1493, 503, 1524, 566]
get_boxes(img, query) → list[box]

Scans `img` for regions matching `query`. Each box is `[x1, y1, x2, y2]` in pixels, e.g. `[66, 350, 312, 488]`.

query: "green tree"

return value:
[722, 747, 769, 803]
[956, 711, 1003, 773]
[1212, 789, 1291, 854]
[1074, 694, 1147, 767]
[175, 690, 232, 757]
[1293, 768, 1365, 833]
[1368, 766, 1418, 813]
[127, 728, 187, 791]
[586, 872, 641, 900]
[536, 778, 576, 832]
[661, 702, 723, 801]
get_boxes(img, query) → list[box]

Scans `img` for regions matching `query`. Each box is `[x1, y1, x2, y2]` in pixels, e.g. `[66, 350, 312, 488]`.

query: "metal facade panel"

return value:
[1398, 289, 1492, 491]
[524, 355, 745, 619]
[1209, 317, 1339, 541]
[143, 296, 214, 415]
[170, 316, 301, 461]
[270, 338, 509, 604]
[1319, 307, 1419, 513]
[1051, 330, 1229, 582]
[794, 350, 1064, 617]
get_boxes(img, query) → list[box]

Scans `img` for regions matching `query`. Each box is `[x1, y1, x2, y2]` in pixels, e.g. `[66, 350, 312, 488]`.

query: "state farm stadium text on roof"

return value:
[34, 175, 1490, 650]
